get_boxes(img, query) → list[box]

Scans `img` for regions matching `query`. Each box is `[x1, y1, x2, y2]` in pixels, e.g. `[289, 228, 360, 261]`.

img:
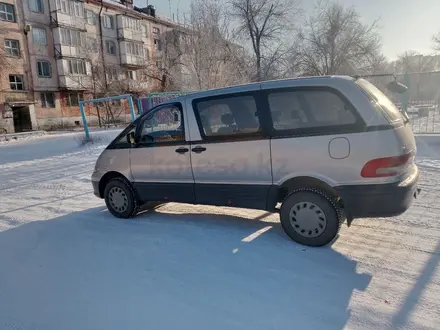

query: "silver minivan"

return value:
[92, 76, 420, 246]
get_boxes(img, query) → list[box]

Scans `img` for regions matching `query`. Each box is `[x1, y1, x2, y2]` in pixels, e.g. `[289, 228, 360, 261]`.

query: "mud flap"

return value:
[346, 211, 353, 227]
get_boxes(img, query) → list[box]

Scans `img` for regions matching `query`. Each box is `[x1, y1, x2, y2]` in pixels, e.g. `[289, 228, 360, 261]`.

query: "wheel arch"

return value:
[270, 176, 342, 209]
[99, 171, 131, 198]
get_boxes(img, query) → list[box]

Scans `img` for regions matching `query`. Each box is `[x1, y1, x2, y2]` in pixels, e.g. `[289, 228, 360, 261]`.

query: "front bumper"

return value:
[92, 179, 101, 198]
[91, 169, 103, 198]
[335, 168, 420, 219]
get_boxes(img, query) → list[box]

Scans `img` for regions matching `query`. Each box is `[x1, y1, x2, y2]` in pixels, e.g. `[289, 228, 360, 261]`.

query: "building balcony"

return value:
[117, 28, 144, 42]
[120, 54, 146, 67]
[127, 79, 148, 92]
[54, 43, 86, 59]
[50, 10, 86, 31]
[59, 75, 92, 90]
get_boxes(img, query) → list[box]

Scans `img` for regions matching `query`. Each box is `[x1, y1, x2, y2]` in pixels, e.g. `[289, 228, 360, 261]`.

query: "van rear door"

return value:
[355, 78, 417, 154]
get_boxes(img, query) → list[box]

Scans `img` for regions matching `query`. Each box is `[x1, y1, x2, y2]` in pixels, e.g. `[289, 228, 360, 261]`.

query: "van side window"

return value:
[113, 126, 136, 147]
[194, 95, 260, 137]
[268, 89, 357, 131]
[139, 104, 184, 144]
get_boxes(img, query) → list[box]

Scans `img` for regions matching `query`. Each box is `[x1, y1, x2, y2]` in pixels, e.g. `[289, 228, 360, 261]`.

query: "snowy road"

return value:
[0, 132, 439, 330]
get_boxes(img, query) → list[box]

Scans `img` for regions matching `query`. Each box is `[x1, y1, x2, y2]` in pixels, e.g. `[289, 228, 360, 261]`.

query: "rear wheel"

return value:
[104, 178, 138, 219]
[280, 188, 343, 247]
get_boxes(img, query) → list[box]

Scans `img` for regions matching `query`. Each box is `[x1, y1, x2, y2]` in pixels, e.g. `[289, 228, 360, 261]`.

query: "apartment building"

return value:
[0, 0, 37, 133]
[0, 0, 176, 133]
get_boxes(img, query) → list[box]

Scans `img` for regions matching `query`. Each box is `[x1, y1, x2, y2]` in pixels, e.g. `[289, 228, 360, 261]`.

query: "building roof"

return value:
[87, 0, 181, 28]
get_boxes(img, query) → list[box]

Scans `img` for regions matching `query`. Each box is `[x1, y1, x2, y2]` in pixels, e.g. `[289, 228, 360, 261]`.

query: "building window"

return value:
[85, 9, 96, 25]
[29, 0, 44, 13]
[86, 37, 97, 52]
[0, 2, 15, 22]
[123, 16, 141, 30]
[142, 25, 148, 37]
[105, 40, 116, 56]
[32, 27, 47, 45]
[55, 0, 82, 16]
[71, 1, 83, 17]
[9, 75, 24, 91]
[56, 0, 69, 14]
[126, 42, 143, 56]
[154, 39, 162, 51]
[67, 92, 83, 107]
[103, 15, 114, 29]
[127, 70, 135, 80]
[106, 68, 118, 81]
[4, 39, 20, 57]
[60, 28, 83, 46]
[153, 27, 160, 35]
[37, 61, 51, 78]
[67, 59, 87, 75]
[41, 92, 55, 108]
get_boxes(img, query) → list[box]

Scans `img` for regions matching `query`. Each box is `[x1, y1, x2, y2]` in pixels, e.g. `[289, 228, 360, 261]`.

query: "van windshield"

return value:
[355, 78, 403, 123]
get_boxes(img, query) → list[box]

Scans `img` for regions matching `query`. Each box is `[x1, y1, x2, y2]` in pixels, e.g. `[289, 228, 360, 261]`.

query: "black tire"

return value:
[280, 188, 343, 247]
[104, 177, 138, 219]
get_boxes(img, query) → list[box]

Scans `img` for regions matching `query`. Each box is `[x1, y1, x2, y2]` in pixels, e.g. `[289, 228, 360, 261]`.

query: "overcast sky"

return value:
[134, 0, 440, 60]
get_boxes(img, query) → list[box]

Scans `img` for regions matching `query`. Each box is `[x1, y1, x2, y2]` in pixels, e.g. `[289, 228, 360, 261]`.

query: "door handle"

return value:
[175, 147, 189, 154]
[191, 146, 207, 154]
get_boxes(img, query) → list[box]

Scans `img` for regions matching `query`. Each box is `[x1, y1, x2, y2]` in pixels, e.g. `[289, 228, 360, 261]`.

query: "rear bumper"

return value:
[335, 168, 420, 219]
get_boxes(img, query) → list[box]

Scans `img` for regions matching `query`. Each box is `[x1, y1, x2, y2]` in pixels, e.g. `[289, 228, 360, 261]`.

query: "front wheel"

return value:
[104, 178, 138, 219]
[280, 188, 343, 247]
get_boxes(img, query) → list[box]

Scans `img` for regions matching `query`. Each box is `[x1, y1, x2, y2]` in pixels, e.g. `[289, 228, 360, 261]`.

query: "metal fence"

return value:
[402, 102, 440, 134]
[365, 72, 440, 133]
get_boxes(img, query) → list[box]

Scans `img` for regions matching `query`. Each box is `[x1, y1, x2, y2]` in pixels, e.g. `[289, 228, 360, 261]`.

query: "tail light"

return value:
[361, 152, 414, 178]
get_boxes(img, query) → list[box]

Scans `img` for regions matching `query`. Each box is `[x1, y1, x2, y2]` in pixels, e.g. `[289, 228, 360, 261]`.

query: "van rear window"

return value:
[355, 78, 403, 123]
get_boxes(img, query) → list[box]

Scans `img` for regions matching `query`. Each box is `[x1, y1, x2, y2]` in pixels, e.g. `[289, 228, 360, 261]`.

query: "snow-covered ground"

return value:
[0, 132, 439, 330]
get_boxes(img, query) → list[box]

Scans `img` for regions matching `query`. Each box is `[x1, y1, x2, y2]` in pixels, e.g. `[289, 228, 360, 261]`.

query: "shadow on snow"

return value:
[0, 206, 371, 330]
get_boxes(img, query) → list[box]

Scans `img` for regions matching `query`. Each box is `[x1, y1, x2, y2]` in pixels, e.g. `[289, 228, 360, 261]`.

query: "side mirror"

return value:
[126, 131, 136, 144]
[387, 80, 408, 94]
[173, 112, 179, 122]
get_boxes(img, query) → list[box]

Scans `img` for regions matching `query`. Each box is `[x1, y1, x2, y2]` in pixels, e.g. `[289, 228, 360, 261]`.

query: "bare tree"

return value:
[394, 50, 439, 73]
[230, 0, 300, 81]
[173, 0, 250, 90]
[297, 1, 383, 76]
[393, 50, 440, 101]
[136, 28, 186, 92]
[433, 32, 440, 52]
[68, 38, 130, 127]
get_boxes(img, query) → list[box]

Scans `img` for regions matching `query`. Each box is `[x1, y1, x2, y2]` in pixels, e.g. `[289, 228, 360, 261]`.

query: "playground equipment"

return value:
[80, 94, 136, 138]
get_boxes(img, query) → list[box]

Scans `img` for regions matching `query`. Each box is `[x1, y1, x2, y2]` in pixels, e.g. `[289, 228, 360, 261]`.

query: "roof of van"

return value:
[161, 75, 355, 105]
